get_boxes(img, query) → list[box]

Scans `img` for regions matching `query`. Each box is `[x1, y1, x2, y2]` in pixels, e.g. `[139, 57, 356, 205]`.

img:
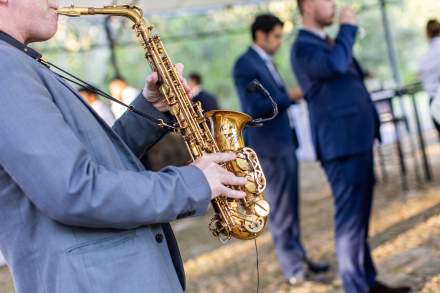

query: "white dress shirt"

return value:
[251, 44, 284, 86]
[91, 99, 116, 126]
[0, 252, 5, 266]
[300, 26, 327, 40]
[418, 37, 440, 97]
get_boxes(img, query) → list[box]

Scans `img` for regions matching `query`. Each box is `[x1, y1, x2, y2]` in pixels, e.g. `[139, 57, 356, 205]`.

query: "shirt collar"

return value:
[300, 26, 327, 40]
[0, 31, 42, 60]
[251, 44, 273, 63]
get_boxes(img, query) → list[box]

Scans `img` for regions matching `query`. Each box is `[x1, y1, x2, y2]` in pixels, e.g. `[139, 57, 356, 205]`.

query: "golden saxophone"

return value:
[57, 5, 270, 241]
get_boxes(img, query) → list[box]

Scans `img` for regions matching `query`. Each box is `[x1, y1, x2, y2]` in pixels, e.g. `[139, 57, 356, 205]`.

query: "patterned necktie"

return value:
[268, 60, 284, 87]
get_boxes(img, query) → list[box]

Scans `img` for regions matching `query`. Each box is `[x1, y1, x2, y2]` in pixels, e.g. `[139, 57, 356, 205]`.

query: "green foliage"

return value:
[35, 0, 440, 110]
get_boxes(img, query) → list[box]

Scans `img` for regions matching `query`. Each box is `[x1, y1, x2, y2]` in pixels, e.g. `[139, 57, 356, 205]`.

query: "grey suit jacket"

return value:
[0, 39, 211, 293]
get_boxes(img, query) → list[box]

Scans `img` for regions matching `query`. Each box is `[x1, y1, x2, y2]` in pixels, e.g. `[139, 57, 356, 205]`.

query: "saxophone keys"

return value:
[254, 199, 270, 217]
[245, 177, 257, 193]
[236, 157, 250, 171]
[243, 215, 265, 234]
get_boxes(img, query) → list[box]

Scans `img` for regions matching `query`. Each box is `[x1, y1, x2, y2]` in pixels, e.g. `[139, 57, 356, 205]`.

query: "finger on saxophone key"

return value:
[192, 152, 247, 199]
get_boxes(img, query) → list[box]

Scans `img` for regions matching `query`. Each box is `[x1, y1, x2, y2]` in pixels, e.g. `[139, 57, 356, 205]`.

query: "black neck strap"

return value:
[0, 31, 175, 130]
[0, 31, 42, 60]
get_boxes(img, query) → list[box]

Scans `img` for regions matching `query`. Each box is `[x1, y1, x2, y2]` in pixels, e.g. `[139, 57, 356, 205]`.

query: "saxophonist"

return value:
[0, 1, 247, 293]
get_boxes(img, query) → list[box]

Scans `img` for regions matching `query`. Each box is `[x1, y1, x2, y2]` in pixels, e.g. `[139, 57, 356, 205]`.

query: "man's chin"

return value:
[322, 19, 334, 27]
[27, 28, 58, 43]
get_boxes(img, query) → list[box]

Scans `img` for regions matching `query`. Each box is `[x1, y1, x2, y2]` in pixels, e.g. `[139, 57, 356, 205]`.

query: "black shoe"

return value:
[305, 259, 331, 274]
[369, 281, 411, 293]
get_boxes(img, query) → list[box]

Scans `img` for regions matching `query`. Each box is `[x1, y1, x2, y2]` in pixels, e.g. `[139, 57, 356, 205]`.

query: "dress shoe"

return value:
[305, 259, 331, 274]
[369, 281, 411, 293]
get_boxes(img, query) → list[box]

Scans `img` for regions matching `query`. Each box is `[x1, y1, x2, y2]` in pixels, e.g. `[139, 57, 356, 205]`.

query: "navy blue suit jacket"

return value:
[193, 90, 219, 112]
[291, 25, 380, 161]
[233, 47, 297, 158]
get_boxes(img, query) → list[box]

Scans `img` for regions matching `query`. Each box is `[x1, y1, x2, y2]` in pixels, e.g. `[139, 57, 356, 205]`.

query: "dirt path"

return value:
[1, 141, 439, 293]
[183, 186, 440, 293]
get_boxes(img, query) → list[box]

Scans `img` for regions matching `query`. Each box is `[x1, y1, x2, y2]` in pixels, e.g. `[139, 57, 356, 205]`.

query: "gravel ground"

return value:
[1, 138, 440, 293]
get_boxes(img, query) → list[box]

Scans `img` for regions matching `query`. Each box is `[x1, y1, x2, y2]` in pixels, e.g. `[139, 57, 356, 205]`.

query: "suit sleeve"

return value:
[0, 58, 211, 229]
[292, 25, 358, 80]
[233, 58, 292, 118]
[112, 93, 171, 158]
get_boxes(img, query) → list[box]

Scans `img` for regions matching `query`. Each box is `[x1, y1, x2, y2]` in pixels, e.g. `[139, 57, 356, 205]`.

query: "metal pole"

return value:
[410, 92, 433, 182]
[379, 0, 401, 86]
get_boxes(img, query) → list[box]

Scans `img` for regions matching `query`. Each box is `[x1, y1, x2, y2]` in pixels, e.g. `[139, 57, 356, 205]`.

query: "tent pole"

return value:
[379, 0, 401, 86]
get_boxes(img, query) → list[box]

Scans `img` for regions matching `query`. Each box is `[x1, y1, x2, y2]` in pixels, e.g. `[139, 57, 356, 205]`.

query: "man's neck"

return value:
[0, 25, 26, 44]
[302, 17, 326, 33]
[301, 19, 327, 40]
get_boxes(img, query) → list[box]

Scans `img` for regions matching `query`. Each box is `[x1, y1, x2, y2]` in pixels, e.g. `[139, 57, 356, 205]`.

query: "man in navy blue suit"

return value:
[233, 14, 329, 286]
[291, 1, 410, 292]
[188, 72, 220, 112]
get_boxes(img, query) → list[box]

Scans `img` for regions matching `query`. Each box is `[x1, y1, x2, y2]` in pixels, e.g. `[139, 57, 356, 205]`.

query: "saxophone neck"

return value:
[57, 5, 145, 25]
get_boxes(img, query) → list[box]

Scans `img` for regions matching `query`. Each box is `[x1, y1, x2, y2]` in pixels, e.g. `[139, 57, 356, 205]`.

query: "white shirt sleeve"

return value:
[0, 251, 5, 266]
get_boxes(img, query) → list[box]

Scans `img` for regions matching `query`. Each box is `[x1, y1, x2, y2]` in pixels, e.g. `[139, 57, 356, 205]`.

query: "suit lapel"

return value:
[53, 75, 145, 170]
[54, 75, 112, 129]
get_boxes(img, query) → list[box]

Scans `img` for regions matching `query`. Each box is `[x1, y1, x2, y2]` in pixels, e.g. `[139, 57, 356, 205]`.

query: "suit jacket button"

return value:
[155, 233, 164, 243]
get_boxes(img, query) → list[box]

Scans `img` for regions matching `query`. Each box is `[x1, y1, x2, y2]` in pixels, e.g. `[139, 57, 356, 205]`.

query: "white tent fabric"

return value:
[59, 0, 276, 14]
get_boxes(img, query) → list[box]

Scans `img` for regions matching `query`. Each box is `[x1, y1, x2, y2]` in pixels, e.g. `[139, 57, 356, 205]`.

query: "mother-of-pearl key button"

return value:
[236, 157, 250, 171]
[254, 200, 270, 217]
[245, 178, 257, 193]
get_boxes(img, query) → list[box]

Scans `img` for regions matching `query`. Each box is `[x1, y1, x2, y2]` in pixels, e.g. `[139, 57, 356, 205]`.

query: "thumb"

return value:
[147, 72, 159, 90]
[175, 63, 184, 76]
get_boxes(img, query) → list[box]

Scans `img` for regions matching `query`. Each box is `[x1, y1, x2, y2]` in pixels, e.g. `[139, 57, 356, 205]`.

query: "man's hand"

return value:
[192, 152, 247, 200]
[339, 6, 357, 26]
[142, 63, 191, 112]
[289, 87, 304, 102]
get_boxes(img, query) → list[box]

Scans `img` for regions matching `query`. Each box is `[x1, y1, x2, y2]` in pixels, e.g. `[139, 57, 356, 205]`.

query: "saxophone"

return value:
[57, 5, 270, 241]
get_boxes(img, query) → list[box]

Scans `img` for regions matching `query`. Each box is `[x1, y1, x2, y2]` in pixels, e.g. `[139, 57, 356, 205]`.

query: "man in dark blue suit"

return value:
[291, 1, 410, 292]
[233, 14, 329, 286]
[188, 72, 220, 112]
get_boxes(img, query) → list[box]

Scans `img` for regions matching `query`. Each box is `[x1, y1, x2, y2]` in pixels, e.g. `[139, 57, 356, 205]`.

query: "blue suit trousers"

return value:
[260, 151, 306, 279]
[322, 152, 377, 292]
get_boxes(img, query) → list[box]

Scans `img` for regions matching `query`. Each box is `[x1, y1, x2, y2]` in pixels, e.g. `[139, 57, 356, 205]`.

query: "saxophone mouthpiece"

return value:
[56, 7, 91, 17]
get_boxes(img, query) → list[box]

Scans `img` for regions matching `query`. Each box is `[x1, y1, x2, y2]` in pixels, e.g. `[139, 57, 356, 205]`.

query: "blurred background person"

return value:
[233, 13, 329, 287]
[417, 18, 440, 140]
[79, 86, 115, 126]
[291, 1, 409, 292]
[188, 72, 220, 112]
[109, 75, 139, 118]
[286, 88, 318, 161]
[0, 251, 5, 267]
